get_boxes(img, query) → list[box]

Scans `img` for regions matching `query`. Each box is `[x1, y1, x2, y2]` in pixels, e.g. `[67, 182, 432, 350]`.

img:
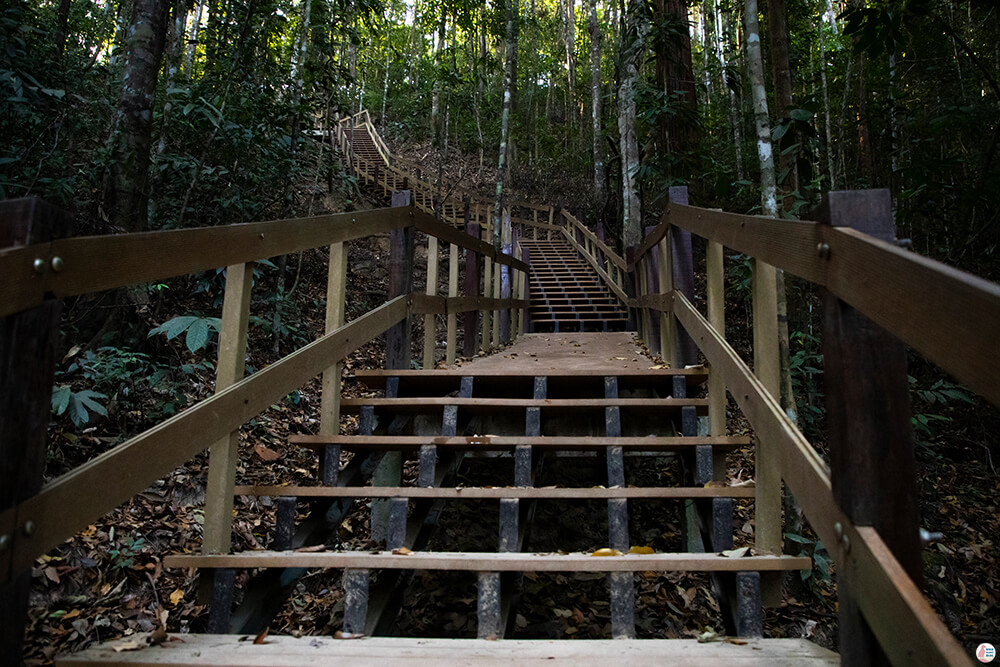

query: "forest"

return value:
[2, 0, 999, 660]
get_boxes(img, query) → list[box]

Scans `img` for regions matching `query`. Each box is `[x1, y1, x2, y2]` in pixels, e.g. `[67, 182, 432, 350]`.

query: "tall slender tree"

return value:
[106, 0, 171, 232]
[588, 0, 605, 208]
[493, 0, 518, 248]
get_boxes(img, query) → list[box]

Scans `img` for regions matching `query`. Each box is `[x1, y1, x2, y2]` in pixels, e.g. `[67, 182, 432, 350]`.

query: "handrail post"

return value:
[819, 190, 921, 666]
[463, 209, 480, 358]
[319, 241, 347, 486]
[446, 240, 459, 365]
[374, 190, 414, 543]
[423, 234, 439, 369]
[643, 224, 661, 356]
[203, 260, 254, 555]
[667, 187, 697, 366]
[706, 240, 726, 440]
[0, 199, 70, 660]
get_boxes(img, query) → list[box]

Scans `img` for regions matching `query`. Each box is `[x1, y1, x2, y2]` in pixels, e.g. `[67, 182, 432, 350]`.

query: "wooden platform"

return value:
[455, 333, 662, 372]
[58, 636, 839, 666]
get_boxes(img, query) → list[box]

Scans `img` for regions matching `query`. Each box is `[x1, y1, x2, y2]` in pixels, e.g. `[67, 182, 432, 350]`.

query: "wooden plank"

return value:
[822, 224, 1000, 408]
[423, 235, 439, 369]
[233, 485, 756, 499]
[202, 262, 254, 554]
[386, 191, 414, 370]
[0, 207, 417, 318]
[446, 243, 460, 365]
[559, 228, 629, 303]
[671, 292, 971, 667]
[562, 211, 626, 269]
[663, 200, 1000, 408]
[338, 397, 710, 414]
[706, 241, 726, 437]
[58, 636, 840, 666]
[4, 297, 408, 581]
[414, 216, 529, 272]
[751, 258, 782, 560]
[481, 257, 492, 352]
[820, 190, 922, 666]
[319, 243, 347, 436]
[463, 219, 480, 358]
[0, 199, 70, 659]
[352, 368, 709, 379]
[164, 550, 811, 572]
[287, 435, 745, 451]
[656, 236, 674, 363]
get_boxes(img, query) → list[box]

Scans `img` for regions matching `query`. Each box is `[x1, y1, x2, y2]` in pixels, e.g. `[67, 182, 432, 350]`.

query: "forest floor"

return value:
[23, 138, 998, 664]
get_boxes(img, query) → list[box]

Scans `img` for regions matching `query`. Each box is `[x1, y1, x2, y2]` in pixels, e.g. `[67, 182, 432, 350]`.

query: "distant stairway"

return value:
[521, 239, 629, 332]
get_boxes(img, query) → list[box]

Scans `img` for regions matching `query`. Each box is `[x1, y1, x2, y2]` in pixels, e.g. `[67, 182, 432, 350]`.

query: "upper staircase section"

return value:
[332, 110, 634, 332]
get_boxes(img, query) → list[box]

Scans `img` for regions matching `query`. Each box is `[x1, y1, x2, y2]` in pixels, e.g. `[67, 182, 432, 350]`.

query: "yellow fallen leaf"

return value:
[590, 548, 623, 557]
[112, 638, 147, 652]
[169, 589, 184, 606]
[628, 546, 654, 554]
[725, 638, 749, 645]
[392, 547, 413, 555]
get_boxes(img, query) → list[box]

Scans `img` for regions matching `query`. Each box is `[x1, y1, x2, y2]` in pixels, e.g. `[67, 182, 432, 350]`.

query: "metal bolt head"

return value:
[834, 522, 843, 540]
[22, 520, 35, 537]
[842, 534, 851, 554]
[50, 256, 64, 272]
[33, 258, 45, 274]
[817, 243, 831, 259]
[0, 534, 9, 551]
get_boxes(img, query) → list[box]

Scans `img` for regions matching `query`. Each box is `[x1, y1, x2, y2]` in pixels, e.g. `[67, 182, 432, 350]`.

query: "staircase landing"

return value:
[460, 332, 659, 373]
[59, 635, 839, 666]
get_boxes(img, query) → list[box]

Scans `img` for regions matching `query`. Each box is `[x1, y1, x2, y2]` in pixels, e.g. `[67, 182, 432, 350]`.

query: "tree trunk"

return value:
[588, 0, 605, 208]
[561, 0, 577, 135]
[619, 1, 645, 250]
[820, 20, 835, 188]
[184, 0, 204, 75]
[493, 0, 518, 249]
[107, 0, 171, 232]
[653, 0, 698, 179]
[717, 0, 745, 179]
[768, 0, 798, 210]
[431, 14, 446, 143]
[744, 0, 777, 218]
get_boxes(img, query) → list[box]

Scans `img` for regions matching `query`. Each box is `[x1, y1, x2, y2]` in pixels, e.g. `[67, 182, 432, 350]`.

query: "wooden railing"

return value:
[0, 197, 529, 644]
[332, 111, 557, 240]
[627, 186, 992, 666]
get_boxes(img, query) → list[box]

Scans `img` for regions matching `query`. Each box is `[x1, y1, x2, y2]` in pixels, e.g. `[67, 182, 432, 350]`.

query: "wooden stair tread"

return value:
[352, 368, 708, 379]
[338, 397, 708, 415]
[287, 434, 747, 451]
[234, 484, 756, 499]
[163, 550, 812, 572]
[58, 636, 839, 666]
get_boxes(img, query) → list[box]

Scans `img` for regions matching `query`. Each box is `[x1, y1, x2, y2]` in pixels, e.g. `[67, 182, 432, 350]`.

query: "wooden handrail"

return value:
[671, 291, 971, 667]
[635, 201, 1000, 408]
[0, 206, 531, 319]
[1, 296, 409, 579]
[562, 210, 626, 269]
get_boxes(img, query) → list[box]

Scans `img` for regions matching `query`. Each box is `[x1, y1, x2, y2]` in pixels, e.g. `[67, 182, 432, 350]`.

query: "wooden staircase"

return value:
[61, 336, 834, 665]
[521, 238, 629, 332]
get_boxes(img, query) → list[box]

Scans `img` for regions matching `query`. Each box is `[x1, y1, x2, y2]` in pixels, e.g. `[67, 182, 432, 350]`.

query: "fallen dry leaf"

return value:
[253, 628, 269, 644]
[254, 444, 281, 461]
[169, 588, 184, 605]
[720, 547, 749, 558]
[111, 638, 147, 653]
[725, 637, 749, 645]
[392, 547, 413, 555]
[590, 548, 623, 557]
[629, 546, 655, 554]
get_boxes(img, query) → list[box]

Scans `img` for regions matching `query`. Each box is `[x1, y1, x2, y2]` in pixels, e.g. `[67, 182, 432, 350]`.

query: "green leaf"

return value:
[185, 318, 210, 352]
[790, 108, 812, 122]
[52, 385, 71, 415]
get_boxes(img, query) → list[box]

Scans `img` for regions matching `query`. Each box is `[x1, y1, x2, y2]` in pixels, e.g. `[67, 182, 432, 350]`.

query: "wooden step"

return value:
[354, 370, 708, 398]
[337, 397, 709, 416]
[352, 368, 708, 390]
[234, 484, 756, 499]
[287, 434, 747, 452]
[59, 636, 839, 666]
[164, 550, 811, 572]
